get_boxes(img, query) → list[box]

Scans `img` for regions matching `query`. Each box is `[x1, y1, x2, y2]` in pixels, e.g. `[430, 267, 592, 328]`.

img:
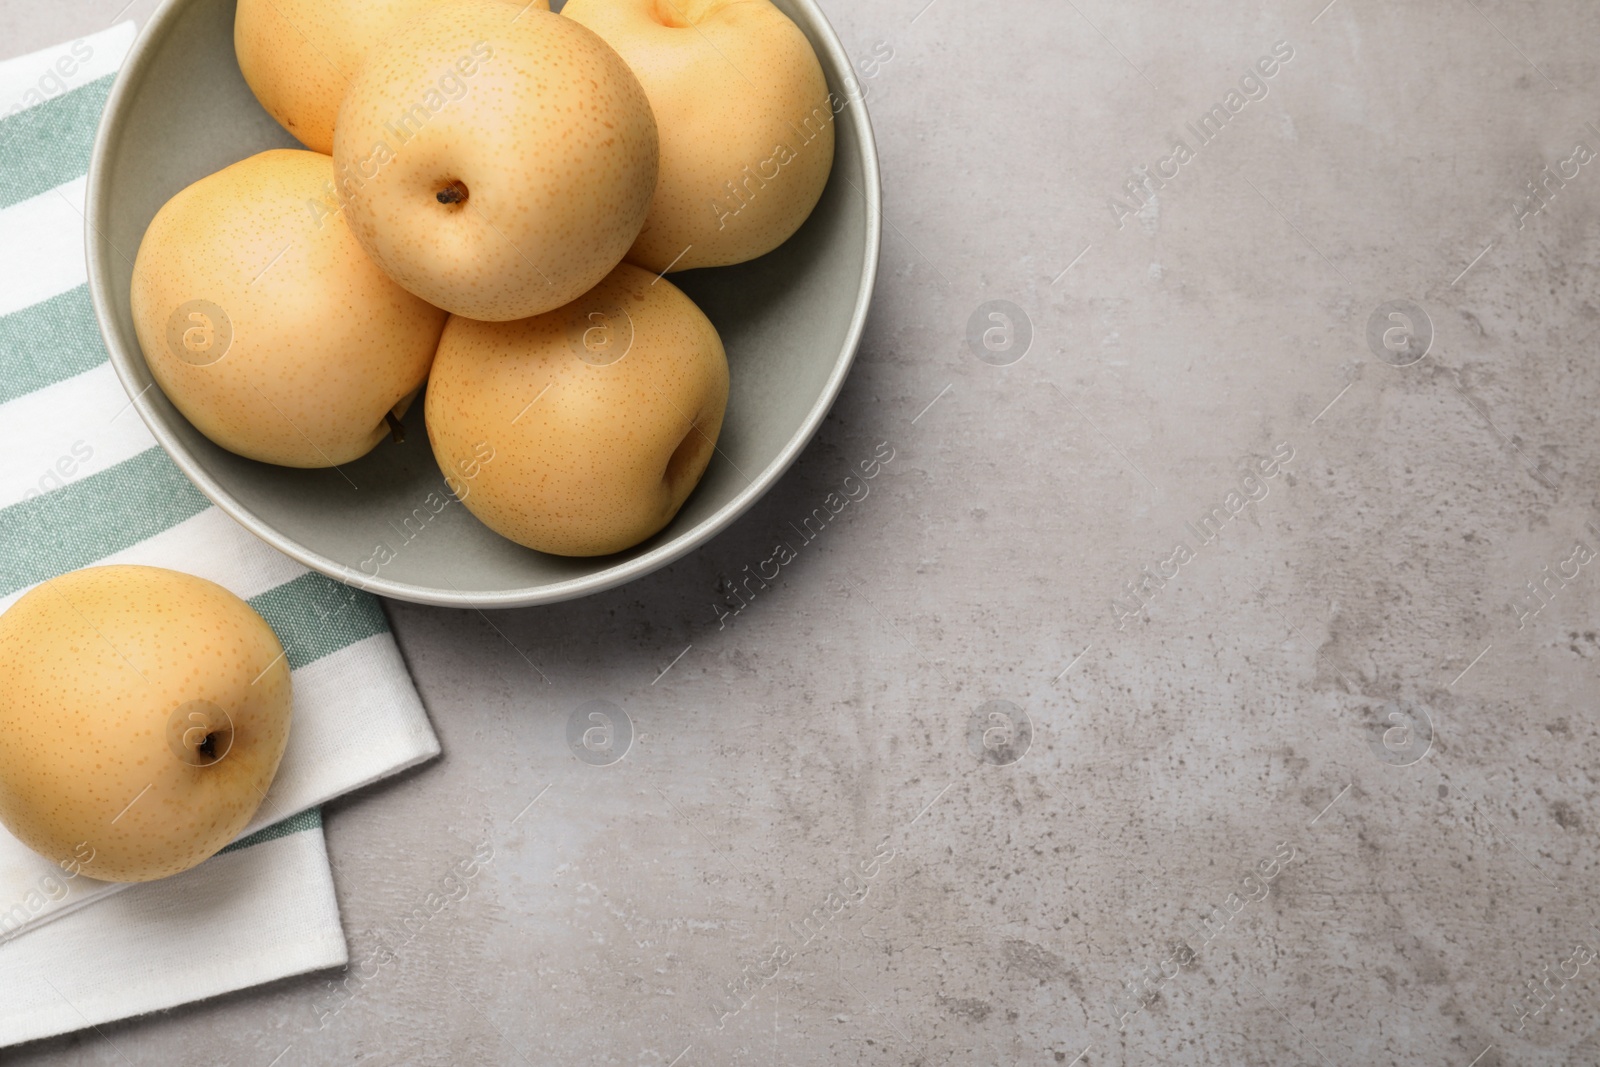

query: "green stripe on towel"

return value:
[218, 808, 322, 856]
[249, 572, 390, 671]
[0, 446, 208, 597]
[0, 453, 389, 662]
[0, 287, 109, 405]
[0, 74, 114, 210]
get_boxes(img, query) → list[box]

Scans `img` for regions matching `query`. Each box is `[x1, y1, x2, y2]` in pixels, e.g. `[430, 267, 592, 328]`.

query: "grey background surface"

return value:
[9, 0, 1600, 1064]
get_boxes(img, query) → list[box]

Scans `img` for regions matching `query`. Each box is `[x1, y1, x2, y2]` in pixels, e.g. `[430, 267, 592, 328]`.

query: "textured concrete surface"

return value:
[11, 0, 1600, 1064]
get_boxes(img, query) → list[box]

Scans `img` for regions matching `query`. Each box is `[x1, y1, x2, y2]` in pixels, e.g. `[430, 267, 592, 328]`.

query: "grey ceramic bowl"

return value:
[86, 0, 879, 608]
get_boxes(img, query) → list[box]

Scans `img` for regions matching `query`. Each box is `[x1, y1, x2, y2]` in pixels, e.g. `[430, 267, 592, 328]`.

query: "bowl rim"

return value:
[86, 0, 882, 610]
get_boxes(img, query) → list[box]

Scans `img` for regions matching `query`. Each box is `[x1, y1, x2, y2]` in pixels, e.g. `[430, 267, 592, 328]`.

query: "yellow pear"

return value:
[332, 0, 659, 321]
[130, 149, 447, 468]
[425, 262, 728, 556]
[0, 566, 292, 883]
[563, 0, 835, 273]
[233, 0, 547, 155]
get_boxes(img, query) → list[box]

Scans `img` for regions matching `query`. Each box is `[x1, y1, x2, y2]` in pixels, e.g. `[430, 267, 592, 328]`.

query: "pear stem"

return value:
[385, 411, 406, 444]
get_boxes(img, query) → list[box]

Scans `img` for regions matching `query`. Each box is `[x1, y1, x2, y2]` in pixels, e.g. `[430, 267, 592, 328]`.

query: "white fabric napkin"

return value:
[0, 22, 440, 1047]
[0, 812, 346, 1050]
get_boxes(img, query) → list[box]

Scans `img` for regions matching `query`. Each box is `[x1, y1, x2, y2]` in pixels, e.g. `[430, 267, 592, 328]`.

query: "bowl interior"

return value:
[89, 0, 877, 607]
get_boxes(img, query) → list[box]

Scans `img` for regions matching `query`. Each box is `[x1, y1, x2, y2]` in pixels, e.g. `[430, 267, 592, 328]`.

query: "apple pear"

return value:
[332, 0, 659, 321]
[0, 566, 292, 883]
[425, 262, 729, 556]
[234, 0, 547, 155]
[130, 149, 447, 468]
[563, 0, 835, 273]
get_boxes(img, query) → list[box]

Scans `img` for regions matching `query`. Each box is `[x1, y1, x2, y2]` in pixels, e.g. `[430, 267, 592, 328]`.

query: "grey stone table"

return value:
[10, 0, 1600, 1064]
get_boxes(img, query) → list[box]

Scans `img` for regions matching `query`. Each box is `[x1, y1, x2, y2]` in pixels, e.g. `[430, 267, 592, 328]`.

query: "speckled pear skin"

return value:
[332, 0, 660, 321]
[233, 0, 547, 155]
[129, 149, 447, 469]
[563, 0, 835, 273]
[0, 566, 292, 884]
[425, 262, 729, 556]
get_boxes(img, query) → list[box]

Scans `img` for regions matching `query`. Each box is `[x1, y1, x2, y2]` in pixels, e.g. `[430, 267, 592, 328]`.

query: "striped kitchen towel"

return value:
[0, 23, 441, 1048]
